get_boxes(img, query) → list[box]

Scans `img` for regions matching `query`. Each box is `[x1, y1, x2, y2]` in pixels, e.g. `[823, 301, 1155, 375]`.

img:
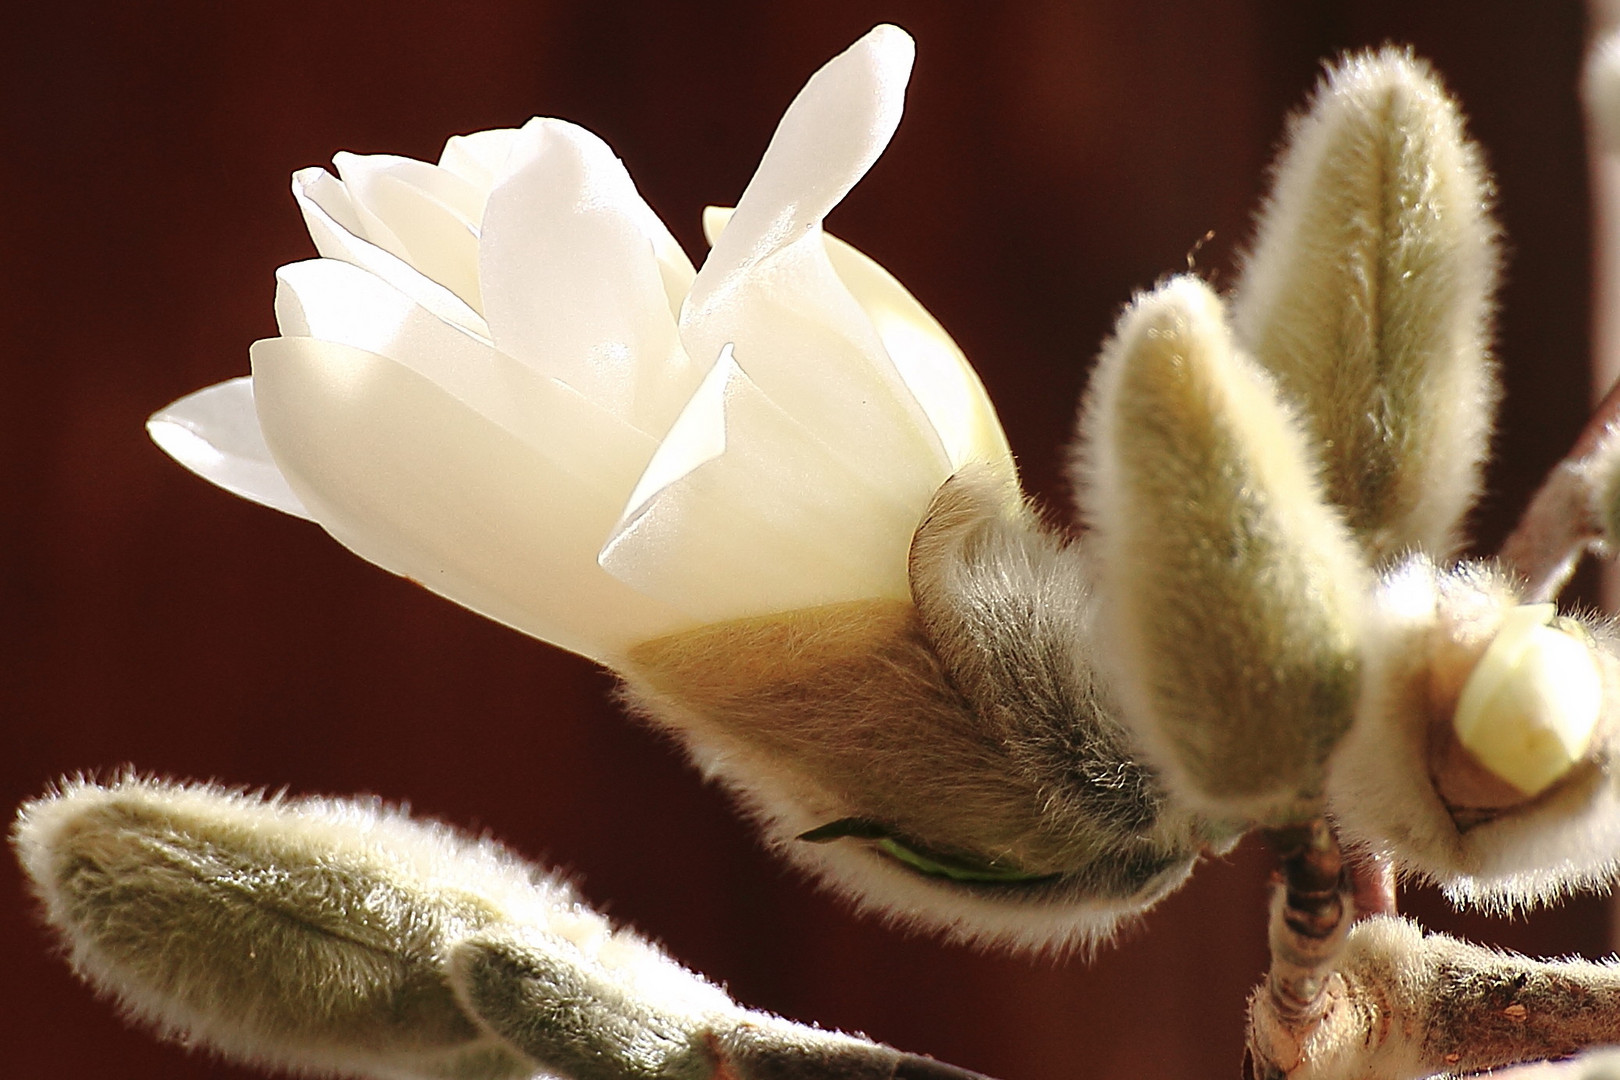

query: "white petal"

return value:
[704, 205, 1011, 472]
[680, 26, 949, 504]
[333, 152, 484, 312]
[698, 25, 914, 282]
[480, 118, 699, 434]
[441, 123, 694, 318]
[273, 258, 658, 494]
[250, 336, 691, 664]
[820, 233, 1011, 472]
[438, 127, 522, 191]
[147, 377, 311, 519]
[292, 168, 489, 339]
[293, 166, 365, 237]
[349, 151, 486, 223]
[600, 348, 919, 623]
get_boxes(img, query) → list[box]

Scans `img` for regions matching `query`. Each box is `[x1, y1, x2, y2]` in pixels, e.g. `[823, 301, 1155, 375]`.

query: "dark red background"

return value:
[2, 3, 1610, 1078]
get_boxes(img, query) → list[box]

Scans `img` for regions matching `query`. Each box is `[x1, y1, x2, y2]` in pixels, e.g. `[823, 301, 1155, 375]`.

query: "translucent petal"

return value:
[333, 152, 484, 313]
[703, 205, 1010, 471]
[292, 168, 489, 338]
[250, 336, 691, 663]
[600, 348, 919, 623]
[437, 127, 522, 191]
[270, 259, 655, 490]
[147, 377, 312, 520]
[680, 25, 949, 507]
[480, 118, 700, 434]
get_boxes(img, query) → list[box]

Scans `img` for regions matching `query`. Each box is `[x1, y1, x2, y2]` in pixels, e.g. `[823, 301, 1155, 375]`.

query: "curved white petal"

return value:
[680, 25, 949, 507]
[147, 377, 312, 519]
[292, 168, 489, 338]
[340, 151, 487, 223]
[447, 121, 695, 323]
[251, 336, 691, 663]
[438, 127, 522, 191]
[480, 118, 699, 434]
[293, 166, 365, 236]
[818, 233, 1011, 472]
[703, 206, 1011, 472]
[272, 259, 658, 491]
[333, 152, 484, 312]
[600, 348, 919, 622]
[695, 25, 914, 285]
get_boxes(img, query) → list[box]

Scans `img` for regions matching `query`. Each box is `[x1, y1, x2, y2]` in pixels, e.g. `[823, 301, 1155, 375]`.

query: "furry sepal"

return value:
[1074, 275, 1367, 827]
[619, 467, 1213, 955]
[1230, 48, 1499, 563]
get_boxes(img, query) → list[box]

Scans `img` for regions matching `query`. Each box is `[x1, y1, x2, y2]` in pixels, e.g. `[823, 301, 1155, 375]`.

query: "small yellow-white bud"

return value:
[1452, 604, 1602, 797]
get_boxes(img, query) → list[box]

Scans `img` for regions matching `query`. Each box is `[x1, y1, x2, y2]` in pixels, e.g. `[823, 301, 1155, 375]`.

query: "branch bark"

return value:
[1243, 822, 1620, 1080]
[1497, 377, 1620, 601]
[1244, 820, 1356, 1080]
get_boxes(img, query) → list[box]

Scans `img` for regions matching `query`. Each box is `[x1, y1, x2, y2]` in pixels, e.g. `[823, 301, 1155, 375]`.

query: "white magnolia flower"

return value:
[149, 24, 1011, 667]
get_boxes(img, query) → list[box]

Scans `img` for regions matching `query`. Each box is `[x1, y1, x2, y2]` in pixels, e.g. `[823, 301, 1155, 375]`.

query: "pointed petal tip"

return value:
[290, 164, 325, 189]
[147, 379, 313, 521]
[858, 22, 916, 70]
[839, 23, 915, 106]
[500, 115, 633, 192]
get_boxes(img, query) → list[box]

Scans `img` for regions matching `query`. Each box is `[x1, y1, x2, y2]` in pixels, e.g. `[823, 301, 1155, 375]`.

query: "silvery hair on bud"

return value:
[1072, 276, 1367, 828]
[12, 774, 746, 1080]
[905, 466, 1218, 931]
[1585, 29, 1620, 155]
[1229, 47, 1499, 564]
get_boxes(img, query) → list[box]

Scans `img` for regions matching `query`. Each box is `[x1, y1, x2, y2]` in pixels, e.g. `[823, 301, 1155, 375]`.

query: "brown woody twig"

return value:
[1498, 377, 1620, 601]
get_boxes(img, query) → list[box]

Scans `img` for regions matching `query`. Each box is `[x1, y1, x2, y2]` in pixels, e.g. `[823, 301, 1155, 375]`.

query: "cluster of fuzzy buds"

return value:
[1073, 50, 1620, 918]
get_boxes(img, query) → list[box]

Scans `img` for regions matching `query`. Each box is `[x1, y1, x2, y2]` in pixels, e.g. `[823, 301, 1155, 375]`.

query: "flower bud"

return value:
[1329, 559, 1620, 910]
[15, 776, 990, 1080]
[1230, 48, 1499, 562]
[1452, 604, 1602, 798]
[1074, 276, 1368, 825]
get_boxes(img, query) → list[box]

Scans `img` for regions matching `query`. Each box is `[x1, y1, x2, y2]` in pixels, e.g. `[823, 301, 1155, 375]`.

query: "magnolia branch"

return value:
[1244, 821, 1357, 1080]
[1244, 820, 1620, 1080]
[1497, 376, 1620, 601]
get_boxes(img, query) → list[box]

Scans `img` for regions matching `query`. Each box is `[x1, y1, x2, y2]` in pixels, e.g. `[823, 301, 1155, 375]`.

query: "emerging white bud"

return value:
[1453, 604, 1602, 797]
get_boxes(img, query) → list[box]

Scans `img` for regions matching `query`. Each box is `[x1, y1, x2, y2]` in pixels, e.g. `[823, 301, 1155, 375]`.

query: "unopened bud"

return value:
[1452, 604, 1602, 797]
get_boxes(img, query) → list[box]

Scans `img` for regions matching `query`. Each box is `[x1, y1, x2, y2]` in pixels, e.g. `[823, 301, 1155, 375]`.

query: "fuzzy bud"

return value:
[1075, 276, 1367, 826]
[1230, 48, 1499, 562]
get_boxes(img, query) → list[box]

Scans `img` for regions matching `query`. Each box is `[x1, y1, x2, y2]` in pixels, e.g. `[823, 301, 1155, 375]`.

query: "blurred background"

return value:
[1, 2, 1608, 1077]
